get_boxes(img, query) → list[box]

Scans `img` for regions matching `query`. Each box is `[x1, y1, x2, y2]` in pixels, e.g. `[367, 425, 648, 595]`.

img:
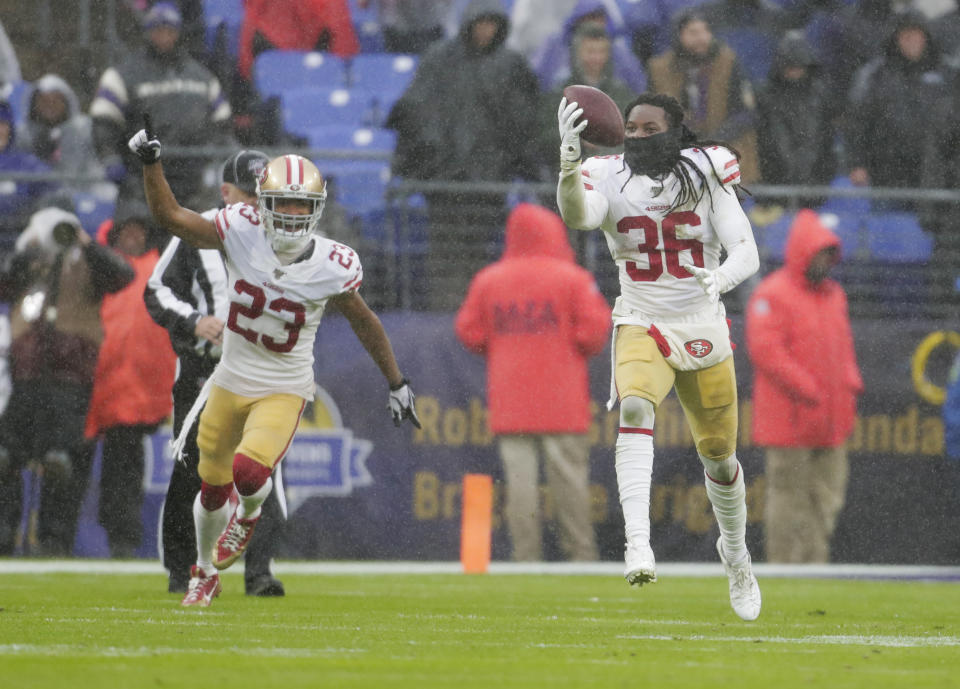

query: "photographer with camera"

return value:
[0, 207, 133, 556]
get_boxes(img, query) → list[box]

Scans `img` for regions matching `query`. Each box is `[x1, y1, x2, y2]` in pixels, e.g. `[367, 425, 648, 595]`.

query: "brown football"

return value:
[562, 84, 625, 147]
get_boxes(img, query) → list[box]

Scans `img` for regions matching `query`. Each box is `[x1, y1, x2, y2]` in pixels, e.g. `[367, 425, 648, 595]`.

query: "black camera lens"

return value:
[53, 222, 77, 246]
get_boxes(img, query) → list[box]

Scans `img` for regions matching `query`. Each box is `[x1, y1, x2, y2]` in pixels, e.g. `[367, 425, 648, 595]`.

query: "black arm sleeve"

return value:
[144, 240, 205, 358]
[84, 242, 135, 297]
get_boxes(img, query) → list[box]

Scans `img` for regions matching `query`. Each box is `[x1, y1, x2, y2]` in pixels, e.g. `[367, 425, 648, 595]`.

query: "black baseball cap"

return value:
[221, 149, 269, 196]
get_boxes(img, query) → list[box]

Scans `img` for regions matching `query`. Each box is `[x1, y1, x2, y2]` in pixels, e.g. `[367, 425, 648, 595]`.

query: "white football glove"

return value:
[127, 128, 161, 164]
[388, 379, 421, 429]
[686, 264, 721, 302]
[557, 97, 587, 169]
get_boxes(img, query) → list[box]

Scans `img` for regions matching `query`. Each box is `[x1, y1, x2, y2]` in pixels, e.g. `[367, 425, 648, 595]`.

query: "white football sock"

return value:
[615, 431, 654, 546]
[704, 458, 748, 564]
[193, 492, 230, 573]
[237, 476, 272, 521]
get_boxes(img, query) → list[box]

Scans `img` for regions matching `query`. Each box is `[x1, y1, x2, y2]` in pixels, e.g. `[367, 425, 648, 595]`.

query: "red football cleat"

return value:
[181, 565, 222, 607]
[212, 511, 260, 571]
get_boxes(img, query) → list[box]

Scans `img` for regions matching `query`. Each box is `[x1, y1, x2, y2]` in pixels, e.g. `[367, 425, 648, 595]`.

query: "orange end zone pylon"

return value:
[460, 473, 493, 574]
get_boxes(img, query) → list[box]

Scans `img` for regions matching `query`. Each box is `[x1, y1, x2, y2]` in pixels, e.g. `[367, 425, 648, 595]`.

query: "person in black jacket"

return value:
[144, 150, 285, 596]
[845, 12, 956, 199]
[89, 3, 232, 210]
[385, 0, 541, 309]
[755, 31, 838, 204]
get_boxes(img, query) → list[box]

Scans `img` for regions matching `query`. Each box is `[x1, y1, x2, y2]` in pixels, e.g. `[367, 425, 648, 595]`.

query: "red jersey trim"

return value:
[214, 210, 227, 240]
[581, 169, 594, 190]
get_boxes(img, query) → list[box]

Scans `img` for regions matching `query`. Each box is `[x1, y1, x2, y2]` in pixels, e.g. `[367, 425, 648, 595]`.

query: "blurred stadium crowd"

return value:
[0, 0, 957, 314]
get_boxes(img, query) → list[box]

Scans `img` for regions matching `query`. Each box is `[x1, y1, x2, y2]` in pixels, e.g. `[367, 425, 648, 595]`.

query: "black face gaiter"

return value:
[623, 129, 682, 178]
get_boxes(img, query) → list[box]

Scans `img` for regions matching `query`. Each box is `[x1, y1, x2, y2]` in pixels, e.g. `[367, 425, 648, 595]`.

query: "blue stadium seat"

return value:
[756, 210, 865, 262]
[819, 176, 871, 216]
[318, 160, 392, 216]
[203, 0, 244, 59]
[347, 0, 384, 52]
[6, 79, 29, 126]
[864, 212, 933, 263]
[348, 54, 418, 93]
[203, 0, 243, 16]
[754, 210, 794, 261]
[281, 87, 369, 136]
[816, 211, 865, 258]
[713, 27, 775, 83]
[73, 191, 116, 237]
[657, 0, 714, 24]
[254, 52, 347, 98]
[356, 195, 429, 249]
[304, 125, 396, 154]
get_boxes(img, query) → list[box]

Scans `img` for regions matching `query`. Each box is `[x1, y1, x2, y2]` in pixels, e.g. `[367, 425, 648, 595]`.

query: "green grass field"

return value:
[1, 569, 958, 688]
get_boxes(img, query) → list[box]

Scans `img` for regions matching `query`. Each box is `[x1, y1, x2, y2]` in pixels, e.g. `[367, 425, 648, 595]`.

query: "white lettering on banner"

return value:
[136, 79, 209, 98]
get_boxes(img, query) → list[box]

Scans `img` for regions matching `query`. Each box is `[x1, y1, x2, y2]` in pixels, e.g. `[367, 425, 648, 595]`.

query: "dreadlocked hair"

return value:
[619, 93, 744, 213]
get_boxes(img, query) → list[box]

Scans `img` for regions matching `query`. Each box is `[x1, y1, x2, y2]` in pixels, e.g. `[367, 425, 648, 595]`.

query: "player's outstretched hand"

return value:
[128, 129, 161, 164]
[388, 378, 421, 429]
[557, 97, 587, 166]
[686, 265, 720, 302]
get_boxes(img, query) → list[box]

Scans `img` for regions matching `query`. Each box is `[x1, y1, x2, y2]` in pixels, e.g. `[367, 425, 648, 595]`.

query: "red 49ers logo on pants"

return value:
[684, 339, 713, 358]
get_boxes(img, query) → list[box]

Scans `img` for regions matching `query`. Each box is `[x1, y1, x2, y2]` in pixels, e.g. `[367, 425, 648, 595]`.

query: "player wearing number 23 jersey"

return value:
[212, 202, 362, 401]
[557, 93, 762, 621]
[129, 126, 421, 609]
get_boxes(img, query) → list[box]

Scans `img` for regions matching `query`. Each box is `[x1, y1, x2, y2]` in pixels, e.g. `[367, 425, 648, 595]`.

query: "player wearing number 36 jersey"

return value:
[557, 92, 762, 620]
[128, 126, 420, 609]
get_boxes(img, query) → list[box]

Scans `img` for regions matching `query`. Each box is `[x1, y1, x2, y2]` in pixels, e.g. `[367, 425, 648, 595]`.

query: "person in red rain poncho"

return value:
[85, 210, 177, 557]
[745, 208, 863, 564]
[455, 202, 611, 562]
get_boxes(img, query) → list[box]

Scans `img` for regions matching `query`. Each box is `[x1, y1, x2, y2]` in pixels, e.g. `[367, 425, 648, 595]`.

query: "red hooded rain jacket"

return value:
[455, 203, 611, 435]
[745, 209, 863, 447]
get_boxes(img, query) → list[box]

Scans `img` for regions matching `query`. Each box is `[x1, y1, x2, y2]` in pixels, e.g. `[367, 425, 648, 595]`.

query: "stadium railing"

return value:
[2, 153, 957, 318]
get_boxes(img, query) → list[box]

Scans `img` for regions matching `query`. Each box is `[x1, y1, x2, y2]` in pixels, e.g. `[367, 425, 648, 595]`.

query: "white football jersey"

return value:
[210, 202, 362, 400]
[579, 146, 752, 318]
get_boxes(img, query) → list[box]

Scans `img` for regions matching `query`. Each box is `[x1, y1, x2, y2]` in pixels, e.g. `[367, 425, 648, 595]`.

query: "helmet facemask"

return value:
[259, 192, 326, 253]
[256, 155, 328, 255]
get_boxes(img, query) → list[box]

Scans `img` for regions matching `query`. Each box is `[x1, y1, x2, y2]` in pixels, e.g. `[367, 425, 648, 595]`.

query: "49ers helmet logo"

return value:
[684, 339, 713, 358]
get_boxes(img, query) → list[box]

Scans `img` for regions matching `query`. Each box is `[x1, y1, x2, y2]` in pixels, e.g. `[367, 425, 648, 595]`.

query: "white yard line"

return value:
[0, 644, 367, 657]
[617, 634, 960, 648]
[2, 631, 958, 658]
[0, 559, 958, 580]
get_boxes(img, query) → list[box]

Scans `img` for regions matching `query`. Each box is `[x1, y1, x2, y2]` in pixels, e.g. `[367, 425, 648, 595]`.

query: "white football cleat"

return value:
[624, 542, 657, 586]
[717, 537, 761, 620]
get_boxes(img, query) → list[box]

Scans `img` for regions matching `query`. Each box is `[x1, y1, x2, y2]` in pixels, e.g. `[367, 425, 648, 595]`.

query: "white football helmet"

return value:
[257, 154, 327, 253]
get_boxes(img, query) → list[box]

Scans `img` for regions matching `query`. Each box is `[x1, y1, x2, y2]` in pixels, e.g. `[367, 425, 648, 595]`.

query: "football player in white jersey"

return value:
[556, 92, 762, 620]
[128, 127, 421, 608]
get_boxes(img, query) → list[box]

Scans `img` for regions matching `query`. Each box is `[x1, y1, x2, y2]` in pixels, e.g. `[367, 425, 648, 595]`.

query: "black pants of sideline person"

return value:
[0, 379, 95, 557]
[161, 359, 285, 594]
